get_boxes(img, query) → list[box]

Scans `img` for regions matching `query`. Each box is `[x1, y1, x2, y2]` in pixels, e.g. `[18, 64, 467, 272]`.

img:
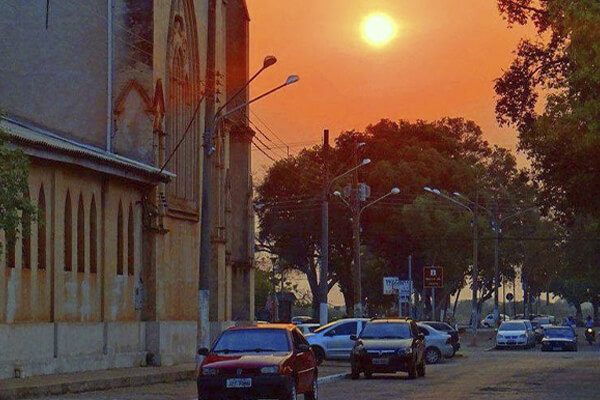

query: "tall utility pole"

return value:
[470, 188, 479, 345]
[351, 138, 362, 317]
[408, 254, 413, 318]
[319, 129, 330, 326]
[493, 205, 500, 326]
[198, 0, 217, 350]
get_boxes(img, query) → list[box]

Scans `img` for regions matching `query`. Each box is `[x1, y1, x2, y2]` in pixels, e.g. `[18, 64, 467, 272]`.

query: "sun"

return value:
[361, 13, 397, 47]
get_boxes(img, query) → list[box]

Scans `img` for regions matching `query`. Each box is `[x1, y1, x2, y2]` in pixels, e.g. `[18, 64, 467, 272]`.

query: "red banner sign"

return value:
[424, 267, 443, 288]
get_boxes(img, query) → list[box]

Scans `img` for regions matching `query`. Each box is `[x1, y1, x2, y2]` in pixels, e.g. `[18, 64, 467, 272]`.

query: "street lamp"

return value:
[198, 68, 299, 349]
[335, 186, 401, 317]
[319, 157, 371, 326]
[424, 186, 480, 343]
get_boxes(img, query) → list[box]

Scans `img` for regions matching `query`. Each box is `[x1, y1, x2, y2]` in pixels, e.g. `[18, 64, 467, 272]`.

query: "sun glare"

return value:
[361, 13, 397, 47]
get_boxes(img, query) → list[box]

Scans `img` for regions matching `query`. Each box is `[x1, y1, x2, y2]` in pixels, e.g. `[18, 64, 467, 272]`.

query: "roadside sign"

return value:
[383, 277, 412, 296]
[423, 267, 443, 288]
[383, 277, 400, 295]
[506, 293, 514, 301]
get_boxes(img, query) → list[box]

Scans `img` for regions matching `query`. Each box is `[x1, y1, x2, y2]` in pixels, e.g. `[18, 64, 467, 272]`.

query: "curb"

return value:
[485, 346, 497, 352]
[0, 369, 196, 400]
[318, 372, 349, 385]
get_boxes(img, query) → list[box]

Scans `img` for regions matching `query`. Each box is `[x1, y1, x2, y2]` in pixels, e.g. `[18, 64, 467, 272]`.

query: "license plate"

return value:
[372, 358, 389, 365]
[553, 347, 562, 351]
[226, 378, 252, 388]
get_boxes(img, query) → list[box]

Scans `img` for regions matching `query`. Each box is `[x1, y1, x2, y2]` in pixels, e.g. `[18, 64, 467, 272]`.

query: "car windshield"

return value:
[498, 322, 525, 331]
[545, 328, 575, 338]
[213, 329, 290, 353]
[360, 322, 411, 339]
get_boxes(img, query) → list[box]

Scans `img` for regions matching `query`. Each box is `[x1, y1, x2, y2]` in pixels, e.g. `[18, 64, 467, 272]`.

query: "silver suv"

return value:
[305, 318, 369, 365]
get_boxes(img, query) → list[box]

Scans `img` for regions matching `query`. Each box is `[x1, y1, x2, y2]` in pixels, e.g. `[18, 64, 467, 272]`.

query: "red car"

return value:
[197, 324, 318, 400]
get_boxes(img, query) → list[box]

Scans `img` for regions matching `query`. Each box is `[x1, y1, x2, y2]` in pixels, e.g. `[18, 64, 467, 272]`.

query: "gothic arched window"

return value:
[90, 196, 97, 274]
[64, 191, 72, 272]
[165, 2, 201, 218]
[37, 185, 46, 270]
[77, 194, 85, 273]
[117, 201, 124, 275]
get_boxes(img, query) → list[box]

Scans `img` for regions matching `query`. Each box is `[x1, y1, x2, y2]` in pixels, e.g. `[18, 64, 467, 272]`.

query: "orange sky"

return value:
[246, 0, 537, 173]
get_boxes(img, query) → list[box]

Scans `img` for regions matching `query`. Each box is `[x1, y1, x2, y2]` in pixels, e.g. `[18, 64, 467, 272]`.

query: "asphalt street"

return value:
[30, 345, 600, 400]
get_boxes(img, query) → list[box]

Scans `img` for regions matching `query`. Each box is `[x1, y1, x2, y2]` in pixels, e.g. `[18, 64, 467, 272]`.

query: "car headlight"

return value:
[260, 365, 279, 374]
[519, 334, 526, 338]
[202, 367, 219, 376]
[397, 347, 412, 355]
[496, 334, 504, 339]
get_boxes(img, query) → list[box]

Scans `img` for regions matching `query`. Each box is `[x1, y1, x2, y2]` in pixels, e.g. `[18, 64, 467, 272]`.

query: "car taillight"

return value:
[446, 337, 452, 344]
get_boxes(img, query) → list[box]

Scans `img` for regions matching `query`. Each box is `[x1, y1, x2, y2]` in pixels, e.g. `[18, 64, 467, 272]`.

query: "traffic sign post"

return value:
[424, 267, 443, 288]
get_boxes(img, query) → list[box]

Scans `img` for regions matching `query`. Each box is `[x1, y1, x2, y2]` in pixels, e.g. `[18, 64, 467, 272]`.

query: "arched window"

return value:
[90, 196, 97, 274]
[22, 188, 32, 269]
[117, 201, 124, 275]
[165, 3, 201, 215]
[127, 204, 135, 276]
[77, 194, 85, 273]
[37, 185, 46, 270]
[64, 191, 72, 272]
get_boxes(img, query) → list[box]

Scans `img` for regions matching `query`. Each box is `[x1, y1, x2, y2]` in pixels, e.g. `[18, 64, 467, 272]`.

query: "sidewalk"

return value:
[0, 361, 349, 399]
[0, 364, 196, 400]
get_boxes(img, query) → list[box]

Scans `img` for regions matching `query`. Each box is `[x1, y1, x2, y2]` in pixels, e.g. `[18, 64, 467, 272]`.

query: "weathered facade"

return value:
[0, 0, 254, 378]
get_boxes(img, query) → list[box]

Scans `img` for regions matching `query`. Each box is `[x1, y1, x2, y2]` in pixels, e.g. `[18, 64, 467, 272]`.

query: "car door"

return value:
[324, 321, 359, 359]
[291, 329, 314, 392]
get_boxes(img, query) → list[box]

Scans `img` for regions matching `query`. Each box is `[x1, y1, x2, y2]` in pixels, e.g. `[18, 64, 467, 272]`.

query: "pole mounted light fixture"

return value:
[216, 55, 278, 117]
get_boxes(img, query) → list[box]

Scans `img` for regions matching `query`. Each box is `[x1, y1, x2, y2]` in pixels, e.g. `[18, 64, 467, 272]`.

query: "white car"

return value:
[495, 320, 536, 349]
[417, 323, 455, 364]
[305, 318, 369, 365]
[481, 313, 511, 328]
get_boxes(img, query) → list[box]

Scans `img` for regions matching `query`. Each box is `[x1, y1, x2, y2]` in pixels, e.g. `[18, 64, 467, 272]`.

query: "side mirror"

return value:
[297, 343, 310, 353]
[418, 333, 425, 340]
[198, 348, 210, 357]
[350, 334, 358, 341]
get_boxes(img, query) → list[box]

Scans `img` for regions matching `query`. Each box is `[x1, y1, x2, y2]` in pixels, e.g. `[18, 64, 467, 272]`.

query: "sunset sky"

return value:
[246, 0, 536, 174]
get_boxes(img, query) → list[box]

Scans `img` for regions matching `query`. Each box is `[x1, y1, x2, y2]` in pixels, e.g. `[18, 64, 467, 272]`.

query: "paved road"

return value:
[31, 345, 600, 400]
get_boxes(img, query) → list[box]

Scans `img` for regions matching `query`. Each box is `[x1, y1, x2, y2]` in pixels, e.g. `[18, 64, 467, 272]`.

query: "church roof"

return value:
[1, 116, 174, 185]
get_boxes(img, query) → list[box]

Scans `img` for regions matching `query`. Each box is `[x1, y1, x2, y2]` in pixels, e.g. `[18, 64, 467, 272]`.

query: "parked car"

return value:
[541, 326, 578, 352]
[417, 323, 455, 364]
[481, 313, 511, 328]
[291, 316, 314, 325]
[349, 318, 426, 380]
[197, 324, 318, 400]
[495, 320, 536, 349]
[421, 321, 461, 353]
[305, 318, 369, 365]
[297, 323, 320, 335]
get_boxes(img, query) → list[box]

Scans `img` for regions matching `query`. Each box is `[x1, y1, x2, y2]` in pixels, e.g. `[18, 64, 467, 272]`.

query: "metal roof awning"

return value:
[1, 116, 175, 185]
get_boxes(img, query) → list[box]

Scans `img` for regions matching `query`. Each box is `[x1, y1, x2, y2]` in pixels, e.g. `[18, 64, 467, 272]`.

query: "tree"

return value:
[496, 0, 600, 317]
[0, 127, 35, 253]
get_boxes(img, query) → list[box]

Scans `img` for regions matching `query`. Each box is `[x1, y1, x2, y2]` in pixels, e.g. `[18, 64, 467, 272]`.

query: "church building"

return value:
[0, 0, 255, 378]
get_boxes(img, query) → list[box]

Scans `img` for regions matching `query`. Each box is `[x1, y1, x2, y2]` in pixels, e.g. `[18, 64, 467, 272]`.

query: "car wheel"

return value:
[351, 366, 360, 380]
[305, 375, 318, 400]
[425, 347, 442, 365]
[408, 359, 417, 380]
[417, 359, 426, 377]
[312, 347, 325, 366]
